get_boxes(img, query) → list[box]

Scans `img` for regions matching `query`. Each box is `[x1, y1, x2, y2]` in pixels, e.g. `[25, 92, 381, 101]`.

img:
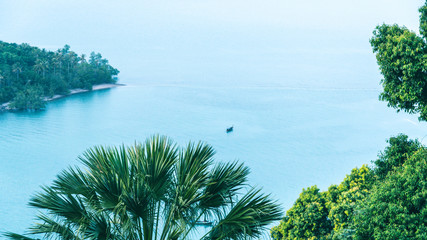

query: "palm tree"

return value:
[51, 55, 61, 76]
[80, 54, 87, 63]
[12, 62, 23, 81]
[67, 51, 79, 81]
[33, 59, 49, 79]
[5, 136, 282, 240]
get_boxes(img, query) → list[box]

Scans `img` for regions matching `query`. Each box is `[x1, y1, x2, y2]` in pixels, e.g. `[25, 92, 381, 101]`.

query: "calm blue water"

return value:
[2, 81, 427, 235]
[0, 1, 426, 236]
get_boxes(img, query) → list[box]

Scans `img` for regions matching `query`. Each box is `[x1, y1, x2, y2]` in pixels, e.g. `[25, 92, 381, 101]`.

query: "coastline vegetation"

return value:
[0, 41, 119, 110]
[272, 1, 427, 239]
[271, 134, 426, 239]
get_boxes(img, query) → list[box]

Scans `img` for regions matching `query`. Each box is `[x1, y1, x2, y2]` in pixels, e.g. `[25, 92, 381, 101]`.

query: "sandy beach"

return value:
[1, 83, 124, 111]
[44, 83, 124, 101]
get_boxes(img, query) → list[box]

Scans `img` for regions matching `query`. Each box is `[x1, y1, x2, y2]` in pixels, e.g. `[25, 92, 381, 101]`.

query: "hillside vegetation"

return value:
[0, 41, 119, 110]
[271, 134, 427, 239]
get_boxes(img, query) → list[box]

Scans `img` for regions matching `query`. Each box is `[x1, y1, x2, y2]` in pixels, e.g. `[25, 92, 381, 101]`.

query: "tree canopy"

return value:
[370, 1, 427, 121]
[372, 134, 421, 180]
[5, 136, 282, 240]
[271, 134, 426, 240]
[271, 186, 331, 240]
[355, 148, 427, 239]
[0, 41, 119, 110]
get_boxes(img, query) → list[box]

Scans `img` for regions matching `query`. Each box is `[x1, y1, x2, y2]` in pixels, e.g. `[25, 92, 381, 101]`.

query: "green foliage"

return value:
[419, 2, 427, 39]
[4, 136, 282, 240]
[0, 40, 119, 109]
[9, 85, 45, 110]
[327, 165, 372, 240]
[372, 134, 421, 180]
[355, 148, 427, 239]
[272, 135, 426, 240]
[370, 1, 427, 121]
[272, 167, 373, 240]
[271, 186, 331, 240]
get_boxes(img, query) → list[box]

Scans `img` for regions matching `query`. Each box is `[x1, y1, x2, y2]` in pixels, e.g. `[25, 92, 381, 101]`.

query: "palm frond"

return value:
[174, 142, 216, 211]
[127, 136, 178, 239]
[84, 213, 113, 240]
[207, 188, 283, 240]
[120, 179, 150, 219]
[3, 232, 39, 240]
[29, 187, 89, 226]
[30, 213, 78, 240]
[52, 167, 101, 211]
[128, 135, 178, 200]
[200, 161, 250, 210]
[6, 136, 281, 240]
[176, 141, 215, 187]
[168, 223, 185, 240]
[80, 146, 127, 211]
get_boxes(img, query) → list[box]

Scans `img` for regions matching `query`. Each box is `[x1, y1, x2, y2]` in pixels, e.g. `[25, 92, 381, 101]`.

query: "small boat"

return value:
[226, 126, 233, 133]
[194, 220, 213, 226]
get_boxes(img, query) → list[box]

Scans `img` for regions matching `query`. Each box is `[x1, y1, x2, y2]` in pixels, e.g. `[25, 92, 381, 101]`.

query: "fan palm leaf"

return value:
[5, 136, 282, 240]
[206, 188, 283, 240]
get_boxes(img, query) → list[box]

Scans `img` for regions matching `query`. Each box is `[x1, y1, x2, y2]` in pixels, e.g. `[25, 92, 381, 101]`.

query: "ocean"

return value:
[1, 80, 427, 235]
[0, 0, 425, 237]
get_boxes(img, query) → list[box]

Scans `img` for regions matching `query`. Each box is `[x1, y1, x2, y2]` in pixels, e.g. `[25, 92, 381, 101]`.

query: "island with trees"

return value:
[0, 41, 119, 111]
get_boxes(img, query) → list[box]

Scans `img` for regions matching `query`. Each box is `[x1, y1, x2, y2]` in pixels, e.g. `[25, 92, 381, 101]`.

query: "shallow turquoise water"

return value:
[1, 82, 427, 235]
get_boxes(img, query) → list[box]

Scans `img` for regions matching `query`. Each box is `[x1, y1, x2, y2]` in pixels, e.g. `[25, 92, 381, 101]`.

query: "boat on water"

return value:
[226, 126, 233, 133]
[194, 220, 214, 226]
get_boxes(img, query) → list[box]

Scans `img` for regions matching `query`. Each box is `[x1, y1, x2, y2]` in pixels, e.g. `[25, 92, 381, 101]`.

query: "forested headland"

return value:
[0, 41, 119, 110]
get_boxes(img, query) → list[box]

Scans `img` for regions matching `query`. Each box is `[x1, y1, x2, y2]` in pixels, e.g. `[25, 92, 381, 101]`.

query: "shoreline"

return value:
[1, 83, 125, 111]
[44, 83, 125, 101]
